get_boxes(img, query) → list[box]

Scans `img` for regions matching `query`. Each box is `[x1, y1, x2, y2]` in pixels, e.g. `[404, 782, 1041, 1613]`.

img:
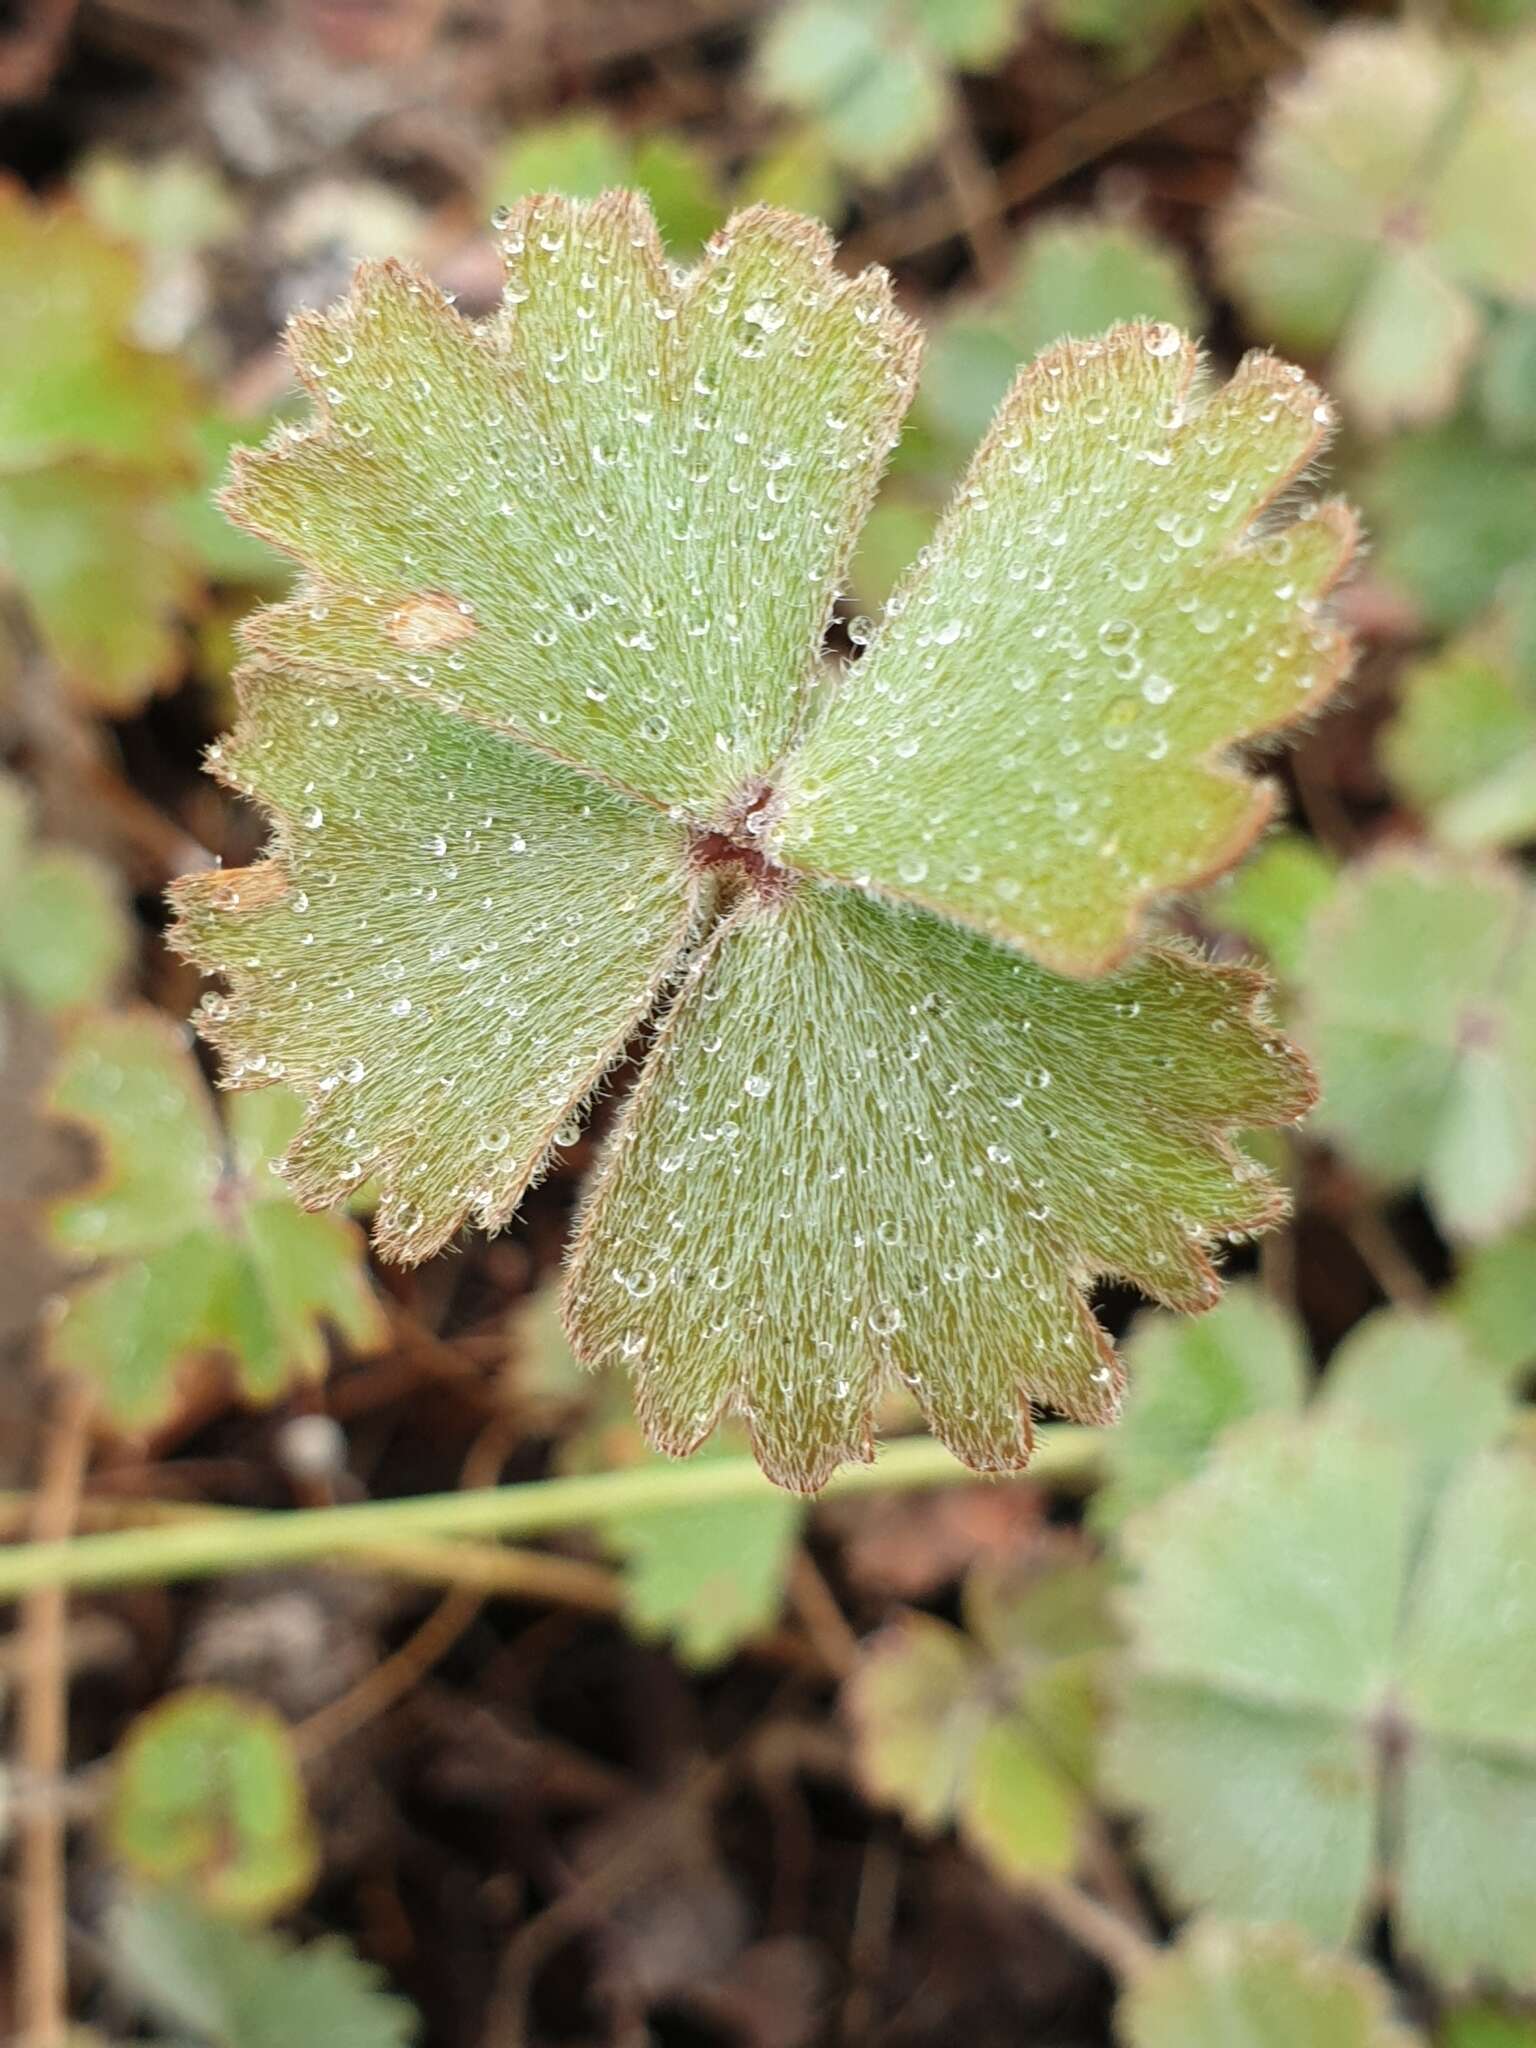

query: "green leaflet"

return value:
[565, 885, 1308, 1489]
[225, 198, 921, 821]
[1091, 1283, 1309, 1533]
[108, 1688, 318, 1920]
[172, 672, 701, 1262]
[45, 1009, 386, 1425]
[1119, 1921, 1424, 2048]
[1299, 852, 1536, 1242]
[1384, 614, 1536, 851]
[779, 330, 1355, 975]
[1108, 1420, 1536, 1987]
[0, 182, 204, 709]
[107, 1888, 419, 2048]
[1357, 419, 1536, 634]
[175, 196, 1350, 1490]
[1217, 26, 1536, 435]
[0, 774, 128, 1015]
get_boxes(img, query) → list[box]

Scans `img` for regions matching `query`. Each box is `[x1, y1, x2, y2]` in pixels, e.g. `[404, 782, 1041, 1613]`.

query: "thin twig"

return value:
[788, 1550, 861, 1680]
[15, 1383, 94, 2048]
[1344, 1206, 1433, 1313]
[1026, 1872, 1157, 1983]
[0, 1428, 1102, 1602]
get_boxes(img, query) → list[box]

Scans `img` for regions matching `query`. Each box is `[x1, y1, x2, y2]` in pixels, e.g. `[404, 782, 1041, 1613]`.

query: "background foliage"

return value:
[2, 2, 1535, 2044]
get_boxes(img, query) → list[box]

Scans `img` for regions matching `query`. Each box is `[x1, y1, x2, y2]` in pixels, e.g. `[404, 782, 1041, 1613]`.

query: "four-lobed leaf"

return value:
[172, 194, 1352, 1490]
[848, 1550, 1114, 1884]
[1107, 1416, 1536, 1987]
[45, 1008, 387, 1426]
[1217, 26, 1536, 434]
[1299, 851, 1536, 1242]
[107, 1687, 318, 1920]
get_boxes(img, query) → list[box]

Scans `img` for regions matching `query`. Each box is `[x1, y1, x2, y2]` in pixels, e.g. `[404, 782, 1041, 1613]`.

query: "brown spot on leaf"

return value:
[386, 593, 477, 652]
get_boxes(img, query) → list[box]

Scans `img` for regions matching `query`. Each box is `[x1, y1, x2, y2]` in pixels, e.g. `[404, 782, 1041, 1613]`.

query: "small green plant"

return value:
[0, 181, 207, 709]
[169, 193, 1354, 1491]
[45, 1008, 386, 1426]
[1217, 25, 1536, 436]
[108, 1687, 319, 1919]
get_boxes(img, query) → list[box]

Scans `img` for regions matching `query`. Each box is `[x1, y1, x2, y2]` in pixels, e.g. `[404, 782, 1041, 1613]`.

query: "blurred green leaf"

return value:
[1218, 26, 1536, 434]
[1442, 2011, 1536, 2048]
[78, 150, 238, 260]
[0, 182, 206, 707]
[487, 114, 632, 205]
[1450, 1227, 1536, 1380]
[1207, 832, 1339, 981]
[45, 1009, 386, 1427]
[737, 126, 843, 221]
[1300, 852, 1536, 1241]
[1045, 0, 1204, 68]
[1092, 1283, 1308, 1534]
[109, 1688, 318, 1919]
[1109, 1418, 1536, 1985]
[486, 116, 725, 256]
[1119, 1919, 1425, 2048]
[1358, 419, 1536, 632]
[756, 0, 956, 180]
[603, 1435, 803, 1667]
[1479, 307, 1536, 451]
[0, 180, 197, 472]
[0, 465, 200, 710]
[107, 1887, 418, 2048]
[0, 775, 128, 1015]
[1319, 1307, 1513, 1496]
[849, 1553, 1114, 1882]
[1384, 611, 1536, 851]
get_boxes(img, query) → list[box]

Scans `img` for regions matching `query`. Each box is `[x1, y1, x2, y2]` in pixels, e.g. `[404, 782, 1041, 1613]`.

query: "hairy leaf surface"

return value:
[179, 196, 1344, 1488]
[226, 197, 919, 820]
[566, 885, 1309, 1489]
[777, 328, 1355, 974]
[172, 672, 700, 1260]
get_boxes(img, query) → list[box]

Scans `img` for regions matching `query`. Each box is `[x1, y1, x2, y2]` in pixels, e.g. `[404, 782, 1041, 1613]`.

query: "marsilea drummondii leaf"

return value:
[171, 194, 1354, 1491]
